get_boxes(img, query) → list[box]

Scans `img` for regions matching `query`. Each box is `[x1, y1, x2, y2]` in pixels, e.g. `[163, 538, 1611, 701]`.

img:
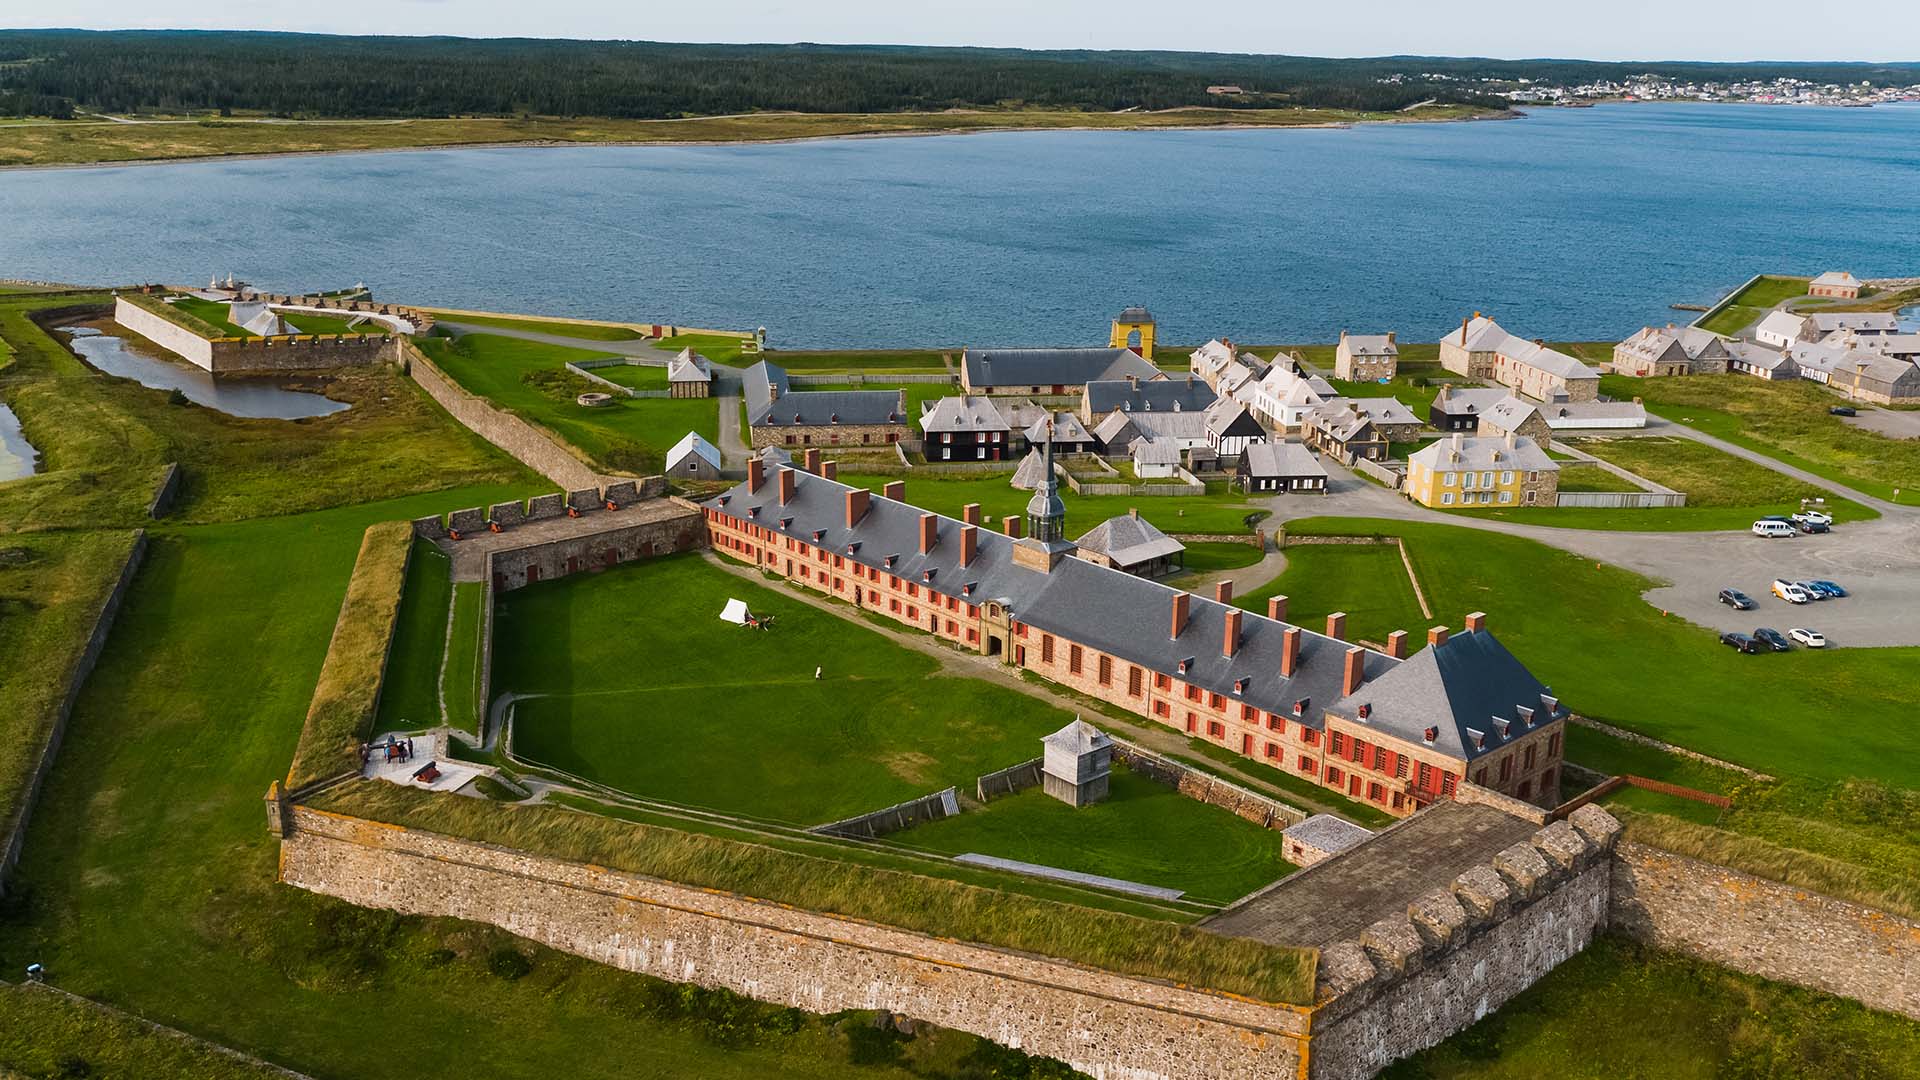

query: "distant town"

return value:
[1387, 71, 1920, 107]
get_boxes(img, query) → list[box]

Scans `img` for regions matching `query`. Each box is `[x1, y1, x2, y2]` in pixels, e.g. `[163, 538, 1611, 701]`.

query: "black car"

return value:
[1719, 631, 1761, 654]
[1718, 588, 1755, 610]
[1752, 627, 1792, 651]
[1830, 406, 1858, 417]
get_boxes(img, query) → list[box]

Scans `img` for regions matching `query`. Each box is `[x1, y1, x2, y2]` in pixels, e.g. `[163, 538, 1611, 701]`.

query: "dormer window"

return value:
[922, 569, 936, 582]
[846, 542, 861, 554]
[718, 495, 731, 506]
[1356, 703, 1372, 720]
[1469, 728, 1487, 750]
[780, 517, 793, 530]
[812, 530, 826, 542]
[1423, 726, 1439, 744]
[884, 553, 898, 567]
[1516, 704, 1535, 726]
[1293, 697, 1310, 717]
[1233, 678, 1247, 695]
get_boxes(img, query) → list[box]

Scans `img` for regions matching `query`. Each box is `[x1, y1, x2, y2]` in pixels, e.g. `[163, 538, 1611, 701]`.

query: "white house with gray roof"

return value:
[1237, 441, 1328, 493]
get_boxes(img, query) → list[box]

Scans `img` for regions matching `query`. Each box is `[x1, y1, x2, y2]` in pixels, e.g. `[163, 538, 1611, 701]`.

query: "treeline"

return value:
[1, 31, 1916, 121]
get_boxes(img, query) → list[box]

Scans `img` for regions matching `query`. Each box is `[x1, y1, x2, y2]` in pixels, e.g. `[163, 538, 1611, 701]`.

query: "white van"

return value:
[1752, 520, 1796, 538]
[1772, 580, 1812, 604]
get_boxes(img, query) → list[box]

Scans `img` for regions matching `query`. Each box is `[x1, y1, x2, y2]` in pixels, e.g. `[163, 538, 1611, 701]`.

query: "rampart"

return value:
[1, 531, 147, 896]
[401, 340, 608, 491]
[1111, 738, 1307, 830]
[113, 295, 405, 374]
[1610, 840, 1919, 1021]
[280, 804, 1314, 1080]
[480, 500, 706, 591]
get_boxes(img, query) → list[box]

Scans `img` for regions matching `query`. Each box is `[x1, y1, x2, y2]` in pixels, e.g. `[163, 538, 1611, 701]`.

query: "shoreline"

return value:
[0, 108, 1519, 174]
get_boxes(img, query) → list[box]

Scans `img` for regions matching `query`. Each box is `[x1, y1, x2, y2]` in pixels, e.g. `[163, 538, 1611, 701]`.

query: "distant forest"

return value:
[3, 30, 1919, 120]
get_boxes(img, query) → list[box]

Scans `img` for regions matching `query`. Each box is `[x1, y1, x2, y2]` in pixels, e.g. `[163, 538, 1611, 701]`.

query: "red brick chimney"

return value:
[1215, 581, 1234, 604]
[1281, 626, 1301, 677]
[918, 513, 937, 554]
[960, 524, 978, 568]
[883, 480, 905, 502]
[1170, 592, 1190, 639]
[822, 461, 838, 481]
[747, 457, 764, 494]
[1428, 626, 1450, 649]
[1464, 611, 1487, 633]
[1003, 516, 1024, 539]
[804, 447, 821, 474]
[1222, 608, 1241, 658]
[1268, 594, 1288, 622]
[962, 502, 982, 525]
[777, 467, 796, 505]
[1326, 612, 1348, 641]
[845, 488, 870, 529]
[1460, 315, 1470, 345]
[1343, 647, 1365, 696]
[1386, 630, 1409, 659]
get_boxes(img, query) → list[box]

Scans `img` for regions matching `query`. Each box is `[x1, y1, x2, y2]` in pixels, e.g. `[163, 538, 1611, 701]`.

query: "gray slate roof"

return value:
[1281, 813, 1373, 855]
[666, 431, 722, 472]
[919, 395, 1010, 434]
[1339, 334, 1399, 358]
[705, 467, 1401, 725]
[1478, 396, 1541, 434]
[1085, 376, 1218, 417]
[744, 360, 905, 428]
[1010, 449, 1051, 490]
[667, 348, 714, 383]
[964, 348, 1160, 389]
[1329, 627, 1568, 763]
[1408, 433, 1557, 473]
[1129, 436, 1182, 467]
[1203, 395, 1263, 437]
[1240, 441, 1328, 478]
[1430, 387, 1510, 416]
[1025, 410, 1094, 445]
[1043, 718, 1113, 754]
[1074, 511, 1186, 568]
[1809, 312, 1900, 336]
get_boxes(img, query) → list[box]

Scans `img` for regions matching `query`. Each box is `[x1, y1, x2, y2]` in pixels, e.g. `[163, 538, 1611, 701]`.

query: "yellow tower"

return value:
[1109, 306, 1156, 360]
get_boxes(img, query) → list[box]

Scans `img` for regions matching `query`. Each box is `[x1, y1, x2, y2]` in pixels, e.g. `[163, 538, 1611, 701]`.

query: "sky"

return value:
[15, 1, 1920, 64]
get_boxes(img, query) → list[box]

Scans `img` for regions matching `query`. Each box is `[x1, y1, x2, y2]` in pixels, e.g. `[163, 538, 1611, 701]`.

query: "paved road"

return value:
[1253, 443, 1920, 648]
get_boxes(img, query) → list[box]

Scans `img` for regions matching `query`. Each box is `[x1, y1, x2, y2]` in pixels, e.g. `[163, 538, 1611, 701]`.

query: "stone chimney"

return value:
[822, 461, 838, 481]
[1386, 331, 1396, 346]
[918, 513, 937, 554]
[1281, 626, 1301, 677]
[747, 457, 764, 494]
[960, 524, 978, 568]
[1326, 611, 1348, 640]
[804, 447, 822, 474]
[1003, 516, 1024, 539]
[1428, 626, 1450, 649]
[1464, 611, 1487, 633]
[777, 466, 796, 505]
[845, 488, 870, 529]
[1460, 315, 1471, 345]
[883, 480, 905, 502]
[962, 502, 982, 525]
[1223, 609, 1241, 658]
[1386, 630, 1409, 659]
[1215, 581, 1234, 604]
[1342, 647, 1365, 696]
[1170, 592, 1190, 639]
[1268, 595, 1288, 622]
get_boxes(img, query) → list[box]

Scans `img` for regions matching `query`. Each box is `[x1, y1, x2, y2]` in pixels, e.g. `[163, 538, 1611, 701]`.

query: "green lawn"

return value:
[1696, 304, 1766, 337]
[1236, 542, 1423, 647]
[374, 539, 454, 736]
[1268, 518, 1920, 792]
[1386, 935, 1920, 1079]
[417, 332, 720, 475]
[1576, 435, 1868, 516]
[0, 983, 299, 1080]
[1606, 373, 1920, 503]
[839, 472, 1267, 537]
[429, 311, 646, 341]
[442, 581, 487, 736]
[496, 554, 1073, 824]
[658, 333, 754, 365]
[169, 295, 256, 337]
[1729, 274, 1812, 311]
[1174, 540, 1266, 574]
[888, 765, 1296, 905]
[1554, 463, 1641, 493]
[585, 362, 669, 390]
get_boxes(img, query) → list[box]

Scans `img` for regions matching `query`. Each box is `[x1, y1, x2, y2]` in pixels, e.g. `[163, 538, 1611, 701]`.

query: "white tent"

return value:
[719, 598, 753, 626]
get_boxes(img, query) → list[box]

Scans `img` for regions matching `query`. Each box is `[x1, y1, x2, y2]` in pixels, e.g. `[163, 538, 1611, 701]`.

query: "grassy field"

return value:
[374, 539, 454, 736]
[1554, 463, 1641, 493]
[1257, 518, 1920, 791]
[890, 765, 1296, 905]
[417, 332, 719, 475]
[496, 554, 1073, 824]
[1728, 274, 1812, 310]
[1384, 935, 1920, 1079]
[587, 362, 670, 390]
[429, 311, 646, 341]
[0, 983, 301, 1080]
[169, 295, 379, 338]
[1172, 540, 1267, 574]
[442, 581, 487, 736]
[1696, 304, 1766, 336]
[0, 105, 1495, 168]
[839, 471, 1267, 536]
[1237, 542, 1423, 646]
[170, 295, 256, 337]
[1604, 372, 1920, 502]
[1576, 435, 1867, 518]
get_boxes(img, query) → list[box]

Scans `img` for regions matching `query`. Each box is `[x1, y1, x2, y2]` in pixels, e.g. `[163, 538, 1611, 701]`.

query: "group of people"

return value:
[358, 735, 418, 766]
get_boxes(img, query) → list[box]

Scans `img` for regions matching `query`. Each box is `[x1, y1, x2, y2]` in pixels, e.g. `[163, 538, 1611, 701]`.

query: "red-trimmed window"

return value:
[1298, 756, 1317, 776]
[1153, 700, 1169, 718]
[1068, 644, 1082, 675]
[1128, 666, 1143, 697]
[1041, 635, 1055, 663]
[1097, 655, 1112, 687]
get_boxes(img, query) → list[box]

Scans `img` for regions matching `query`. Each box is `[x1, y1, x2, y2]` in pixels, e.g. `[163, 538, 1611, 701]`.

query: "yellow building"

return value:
[1110, 306, 1156, 360]
[1405, 432, 1559, 508]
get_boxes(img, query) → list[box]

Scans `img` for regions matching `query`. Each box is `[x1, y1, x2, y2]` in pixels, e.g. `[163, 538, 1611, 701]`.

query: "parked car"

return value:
[1719, 631, 1761, 653]
[1798, 510, 1835, 527]
[1718, 588, 1756, 610]
[1752, 627, 1792, 651]
[1792, 579, 1828, 600]
[1789, 627, 1827, 648]
[1751, 520, 1796, 538]
[1772, 580, 1813, 604]
[1830, 406, 1858, 417]
[1809, 579, 1848, 597]
[1796, 518, 1830, 534]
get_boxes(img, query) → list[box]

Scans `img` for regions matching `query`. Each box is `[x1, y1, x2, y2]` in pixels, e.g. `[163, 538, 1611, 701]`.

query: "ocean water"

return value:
[1, 102, 1916, 348]
[0, 403, 35, 481]
[63, 326, 350, 419]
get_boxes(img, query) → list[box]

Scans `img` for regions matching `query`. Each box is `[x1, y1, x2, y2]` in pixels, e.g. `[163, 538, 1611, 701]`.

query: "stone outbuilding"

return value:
[1072, 509, 1186, 578]
[1041, 719, 1113, 807]
[1808, 270, 1863, 300]
[1333, 330, 1399, 382]
[1279, 813, 1374, 868]
[667, 348, 715, 398]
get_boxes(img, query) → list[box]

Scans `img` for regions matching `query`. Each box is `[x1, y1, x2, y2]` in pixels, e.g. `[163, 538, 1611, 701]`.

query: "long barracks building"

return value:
[702, 454, 1567, 817]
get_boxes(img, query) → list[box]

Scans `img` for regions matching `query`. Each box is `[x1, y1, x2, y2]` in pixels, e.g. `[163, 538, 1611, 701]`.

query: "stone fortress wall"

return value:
[113, 295, 407, 374]
[402, 340, 608, 491]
